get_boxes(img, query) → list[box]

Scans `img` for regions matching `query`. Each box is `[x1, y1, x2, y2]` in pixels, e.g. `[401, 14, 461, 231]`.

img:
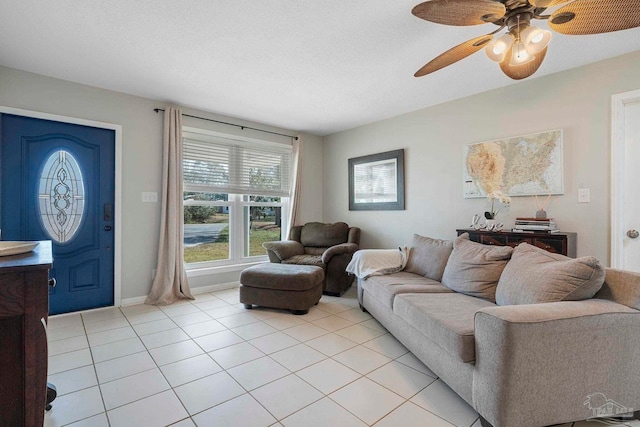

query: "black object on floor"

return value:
[45, 382, 57, 411]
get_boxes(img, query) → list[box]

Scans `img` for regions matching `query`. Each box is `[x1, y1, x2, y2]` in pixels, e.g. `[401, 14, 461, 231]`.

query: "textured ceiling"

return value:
[1, 0, 639, 135]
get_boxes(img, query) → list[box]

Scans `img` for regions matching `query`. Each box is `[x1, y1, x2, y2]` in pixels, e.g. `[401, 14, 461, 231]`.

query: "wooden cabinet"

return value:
[0, 241, 52, 426]
[456, 229, 577, 257]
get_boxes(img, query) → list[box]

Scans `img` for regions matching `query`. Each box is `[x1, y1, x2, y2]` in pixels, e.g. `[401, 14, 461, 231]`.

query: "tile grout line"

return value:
[179, 290, 366, 424]
[50, 287, 462, 427]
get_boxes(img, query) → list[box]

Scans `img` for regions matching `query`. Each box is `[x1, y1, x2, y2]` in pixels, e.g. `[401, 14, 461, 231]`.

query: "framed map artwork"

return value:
[463, 129, 563, 198]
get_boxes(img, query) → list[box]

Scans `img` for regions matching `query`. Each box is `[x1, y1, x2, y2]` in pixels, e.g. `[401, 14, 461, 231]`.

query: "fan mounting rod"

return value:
[490, 4, 553, 28]
[506, 11, 533, 32]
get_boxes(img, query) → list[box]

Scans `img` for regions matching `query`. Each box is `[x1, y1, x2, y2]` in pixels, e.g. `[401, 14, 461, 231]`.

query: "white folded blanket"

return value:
[346, 247, 408, 280]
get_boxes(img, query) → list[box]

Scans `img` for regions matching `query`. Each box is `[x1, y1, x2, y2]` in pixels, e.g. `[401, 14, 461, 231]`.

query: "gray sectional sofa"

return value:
[355, 233, 640, 427]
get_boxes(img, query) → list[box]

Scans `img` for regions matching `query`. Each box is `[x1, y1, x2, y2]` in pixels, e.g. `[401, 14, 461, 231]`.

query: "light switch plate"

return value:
[142, 192, 158, 203]
[578, 188, 590, 203]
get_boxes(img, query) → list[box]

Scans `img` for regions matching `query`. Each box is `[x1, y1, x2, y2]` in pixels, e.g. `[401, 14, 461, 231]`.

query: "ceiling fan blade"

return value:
[549, 0, 640, 35]
[415, 34, 493, 77]
[412, 0, 506, 26]
[499, 46, 548, 80]
[529, 0, 571, 7]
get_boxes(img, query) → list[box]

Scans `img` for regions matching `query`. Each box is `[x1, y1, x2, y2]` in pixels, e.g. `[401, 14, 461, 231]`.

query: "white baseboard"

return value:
[120, 281, 240, 307]
[120, 296, 147, 307]
[191, 281, 240, 295]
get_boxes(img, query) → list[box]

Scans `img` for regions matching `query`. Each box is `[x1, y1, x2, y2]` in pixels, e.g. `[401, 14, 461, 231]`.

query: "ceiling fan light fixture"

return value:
[411, 0, 639, 80]
[509, 41, 535, 66]
[485, 33, 514, 62]
[521, 26, 552, 55]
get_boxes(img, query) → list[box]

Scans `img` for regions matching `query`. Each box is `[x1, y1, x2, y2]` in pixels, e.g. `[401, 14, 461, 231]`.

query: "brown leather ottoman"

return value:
[239, 264, 324, 315]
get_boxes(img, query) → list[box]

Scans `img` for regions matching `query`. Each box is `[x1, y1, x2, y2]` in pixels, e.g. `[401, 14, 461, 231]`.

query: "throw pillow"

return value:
[441, 233, 513, 302]
[403, 234, 453, 281]
[495, 243, 605, 306]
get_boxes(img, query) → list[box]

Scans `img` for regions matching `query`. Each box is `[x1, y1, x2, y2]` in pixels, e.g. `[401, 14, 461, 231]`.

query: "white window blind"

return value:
[183, 136, 292, 197]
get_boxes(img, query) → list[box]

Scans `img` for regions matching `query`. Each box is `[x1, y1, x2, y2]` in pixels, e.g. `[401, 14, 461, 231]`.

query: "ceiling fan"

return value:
[412, 0, 640, 80]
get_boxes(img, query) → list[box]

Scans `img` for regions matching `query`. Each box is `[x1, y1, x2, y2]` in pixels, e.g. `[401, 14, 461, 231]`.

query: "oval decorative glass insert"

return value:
[38, 150, 85, 243]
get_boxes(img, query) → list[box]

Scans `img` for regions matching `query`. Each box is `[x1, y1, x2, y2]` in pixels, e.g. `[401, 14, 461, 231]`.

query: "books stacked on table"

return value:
[513, 218, 560, 233]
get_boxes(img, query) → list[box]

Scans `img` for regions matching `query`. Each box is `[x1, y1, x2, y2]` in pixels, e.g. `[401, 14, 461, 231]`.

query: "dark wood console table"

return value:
[0, 241, 52, 426]
[456, 229, 577, 258]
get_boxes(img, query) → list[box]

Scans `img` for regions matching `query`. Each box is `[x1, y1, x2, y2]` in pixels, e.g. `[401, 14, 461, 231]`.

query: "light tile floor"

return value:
[44, 286, 639, 427]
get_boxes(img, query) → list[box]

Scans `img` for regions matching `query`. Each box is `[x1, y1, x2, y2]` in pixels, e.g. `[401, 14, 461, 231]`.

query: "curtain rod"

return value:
[153, 108, 298, 140]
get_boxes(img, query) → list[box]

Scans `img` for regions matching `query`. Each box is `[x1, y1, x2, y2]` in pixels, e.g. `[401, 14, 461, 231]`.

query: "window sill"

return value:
[186, 260, 268, 277]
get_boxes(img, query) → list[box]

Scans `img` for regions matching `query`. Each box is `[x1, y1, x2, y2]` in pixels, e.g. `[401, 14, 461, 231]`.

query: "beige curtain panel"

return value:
[287, 136, 303, 236]
[146, 107, 194, 305]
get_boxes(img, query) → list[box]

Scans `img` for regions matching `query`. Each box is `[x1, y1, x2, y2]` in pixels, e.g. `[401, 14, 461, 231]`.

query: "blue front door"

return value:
[1, 114, 115, 314]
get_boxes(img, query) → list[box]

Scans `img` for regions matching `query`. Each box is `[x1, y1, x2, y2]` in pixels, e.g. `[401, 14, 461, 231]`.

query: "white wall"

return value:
[296, 134, 324, 224]
[0, 65, 323, 300]
[322, 51, 640, 264]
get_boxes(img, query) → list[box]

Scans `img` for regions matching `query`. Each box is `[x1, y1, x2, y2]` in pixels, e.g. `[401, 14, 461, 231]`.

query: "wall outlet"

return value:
[578, 188, 590, 203]
[142, 192, 158, 203]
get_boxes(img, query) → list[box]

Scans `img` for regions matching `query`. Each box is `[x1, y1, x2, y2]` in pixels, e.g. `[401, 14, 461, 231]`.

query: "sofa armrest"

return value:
[347, 227, 361, 245]
[322, 243, 359, 264]
[345, 248, 408, 280]
[262, 241, 305, 262]
[473, 299, 640, 427]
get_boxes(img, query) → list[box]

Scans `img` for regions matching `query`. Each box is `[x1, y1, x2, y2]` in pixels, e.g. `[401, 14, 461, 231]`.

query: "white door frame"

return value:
[611, 89, 640, 269]
[0, 105, 123, 307]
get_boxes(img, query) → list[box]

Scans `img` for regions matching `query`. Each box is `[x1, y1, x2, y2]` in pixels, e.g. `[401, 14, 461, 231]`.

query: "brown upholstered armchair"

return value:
[262, 222, 361, 296]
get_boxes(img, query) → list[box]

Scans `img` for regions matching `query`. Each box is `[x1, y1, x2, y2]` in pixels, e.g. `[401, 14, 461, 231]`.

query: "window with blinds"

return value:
[181, 130, 291, 268]
[183, 136, 292, 197]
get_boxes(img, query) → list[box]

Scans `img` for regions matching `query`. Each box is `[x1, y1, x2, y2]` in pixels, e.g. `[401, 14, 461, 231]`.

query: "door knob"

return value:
[628, 230, 639, 239]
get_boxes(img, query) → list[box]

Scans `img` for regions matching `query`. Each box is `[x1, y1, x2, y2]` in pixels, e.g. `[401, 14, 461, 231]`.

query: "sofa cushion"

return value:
[304, 247, 328, 256]
[362, 271, 452, 309]
[282, 254, 325, 268]
[495, 243, 605, 306]
[441, 234, 513, 302]
[404, 234, 453, 281]
[300, 222, 349, 247]
[394, 293, 495, 363]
